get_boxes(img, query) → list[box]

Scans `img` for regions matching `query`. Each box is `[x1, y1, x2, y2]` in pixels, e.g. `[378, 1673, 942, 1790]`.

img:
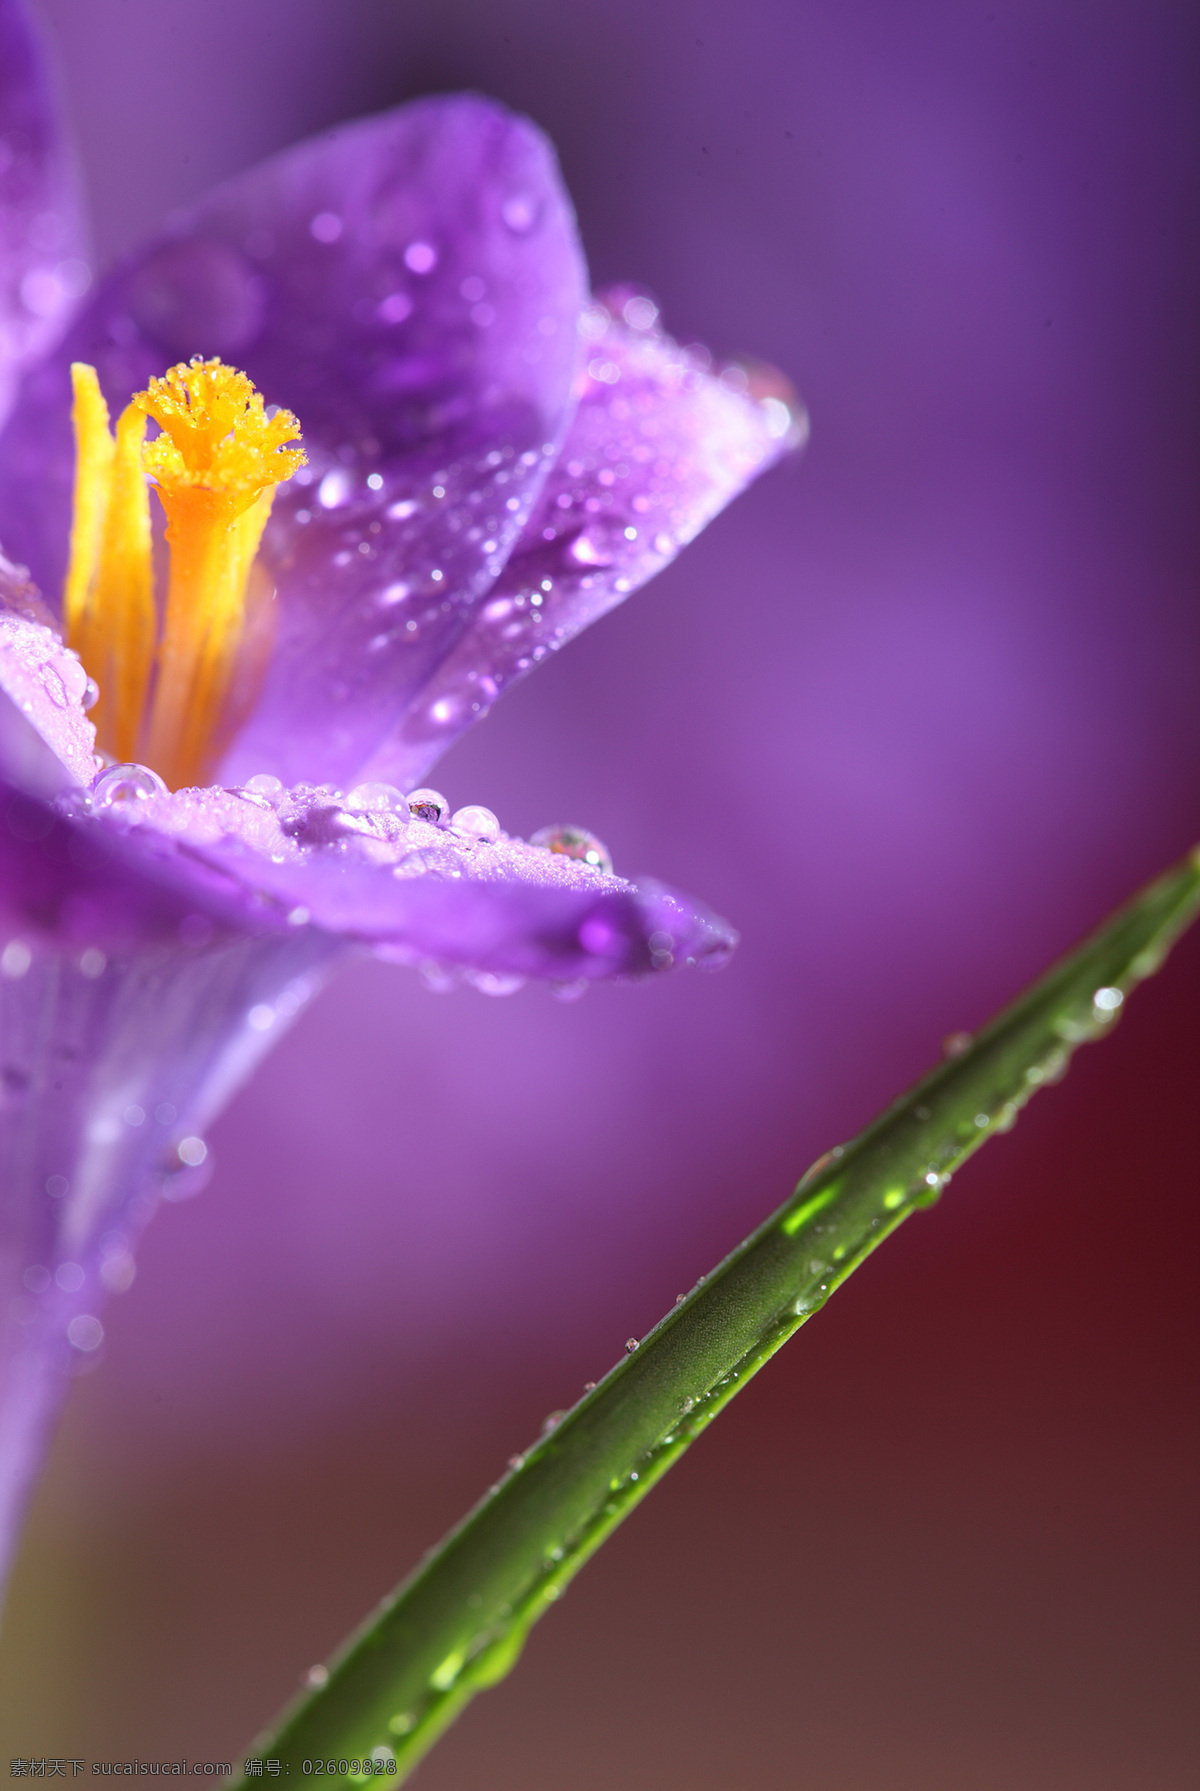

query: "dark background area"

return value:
[2, 2, 1198, 1784]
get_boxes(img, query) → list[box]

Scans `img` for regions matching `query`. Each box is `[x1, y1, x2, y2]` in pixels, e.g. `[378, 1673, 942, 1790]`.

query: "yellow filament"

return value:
[63, 365, 114, 640]
[62, 357, 305, 788]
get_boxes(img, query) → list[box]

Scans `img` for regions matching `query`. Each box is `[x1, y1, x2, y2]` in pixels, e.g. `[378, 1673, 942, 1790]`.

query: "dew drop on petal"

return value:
[530, 824, 613, 875]
[451, 804, 501, 843]
[378, 291, 413, 325]
[92, 763, 167, 809]
[318, 468, 352, 509]
[472, 971, 525, 997]
[404, 240, 437, 274]
[177, 1135, 207, 1167]
[622, 294, 659, 331]
[345, 782, 409, 816]
[500, 193, 539, 233]
[760, 395, 793, 439]
[1, 939, 31, 978]
[244, 773, 283, 801]
[567, 530, 612, 567]
[82, 677, 100, 711]
[407, 787, 449, 824]
[67, 1314, 104, 1352]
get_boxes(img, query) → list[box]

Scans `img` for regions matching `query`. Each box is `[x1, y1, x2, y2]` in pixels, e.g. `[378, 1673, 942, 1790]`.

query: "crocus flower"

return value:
[0, 0, 801, 1588]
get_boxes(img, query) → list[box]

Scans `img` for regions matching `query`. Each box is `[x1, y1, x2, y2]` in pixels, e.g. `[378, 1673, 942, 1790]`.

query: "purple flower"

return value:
[0, 0, 800, 1585]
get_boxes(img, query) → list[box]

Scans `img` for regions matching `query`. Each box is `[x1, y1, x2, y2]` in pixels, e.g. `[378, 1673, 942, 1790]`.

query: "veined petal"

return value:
[0, 95, 587, 786]
[0, 0, 86, 428]
[360, 291, 806, 787]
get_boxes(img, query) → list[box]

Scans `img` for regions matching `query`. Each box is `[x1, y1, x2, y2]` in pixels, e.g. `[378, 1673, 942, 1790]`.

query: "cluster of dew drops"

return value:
[85, 760, 613, 1000]
[88, 760, 610, 873]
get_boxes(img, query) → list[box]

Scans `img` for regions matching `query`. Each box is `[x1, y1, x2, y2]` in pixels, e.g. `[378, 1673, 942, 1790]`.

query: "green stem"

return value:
[240, 848, 1200, 1781]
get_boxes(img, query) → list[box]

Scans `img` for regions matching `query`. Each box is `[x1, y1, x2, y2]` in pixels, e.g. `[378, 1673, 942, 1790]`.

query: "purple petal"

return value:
[0, 576, 97, 792]
[69, 780, 738, 983]
[0, 0, 86, 428]
[0, 876, 342, 1589]
[360, 291, 806, 787]
[0, 95, 587, 786]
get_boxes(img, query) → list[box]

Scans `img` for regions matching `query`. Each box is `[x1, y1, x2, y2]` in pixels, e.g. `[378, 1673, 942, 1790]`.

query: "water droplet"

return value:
[500, 193, 538, 232]
[451, 804, 501, 843]
[345, 782, 409, 816]
[92, 762, 167, 809]
[404, 240, 437, 274]
[507, 1453, 525, 1471]
[529, 823, 613, 874]
[942, 1030, 972, 1058]
[318, 468, 352, 509]
[622, 294, 659, 331]
[99, 1250, 136, 1294]
[407, 787, 449, 824]
[67, 1313, 103, 1352]
[123, 1103, 145, 1127]
[55, 1260, 84, 1293]
[378, 291, 413, 325]
[79, 947, 106, 979]
[583, 1381, 597, 1392]
[243, 772, 283, 803]
[567, 530, 612, 567]
[309, 211, 343, 243]
[1, 939, 31, 978]
[45, 1174, 68, 1198]
[247, 1004, 275, 1032]
[161, 1137, 212, 1202]
[1093, 985, 1123, 1013]
[303, 1664, 329, 1689]
[82, 677, 100, 711]
[625, 1337, 640, 1352]
[471, 971, 525, 997]
[760, 395, 794, 439]
[388, 1714, 414, 1737]
[22, 1265, 50, 1294]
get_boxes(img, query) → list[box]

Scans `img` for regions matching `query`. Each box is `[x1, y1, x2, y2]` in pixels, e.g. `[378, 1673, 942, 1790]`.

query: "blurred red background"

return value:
[3, 2, 1198, 1785]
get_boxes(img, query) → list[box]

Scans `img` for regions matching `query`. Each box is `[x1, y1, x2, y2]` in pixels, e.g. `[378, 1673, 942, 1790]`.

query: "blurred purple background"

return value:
[3, 1, 1199, 1783]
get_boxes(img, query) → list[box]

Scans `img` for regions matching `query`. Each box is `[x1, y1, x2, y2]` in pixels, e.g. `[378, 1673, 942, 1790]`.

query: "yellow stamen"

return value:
[62, 356, 305, 788]
[63, 365, 114, 640]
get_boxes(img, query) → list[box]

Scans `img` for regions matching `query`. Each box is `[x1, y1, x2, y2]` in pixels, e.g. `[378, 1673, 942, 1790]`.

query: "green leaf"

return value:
[239, 849, 1200, 1781]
